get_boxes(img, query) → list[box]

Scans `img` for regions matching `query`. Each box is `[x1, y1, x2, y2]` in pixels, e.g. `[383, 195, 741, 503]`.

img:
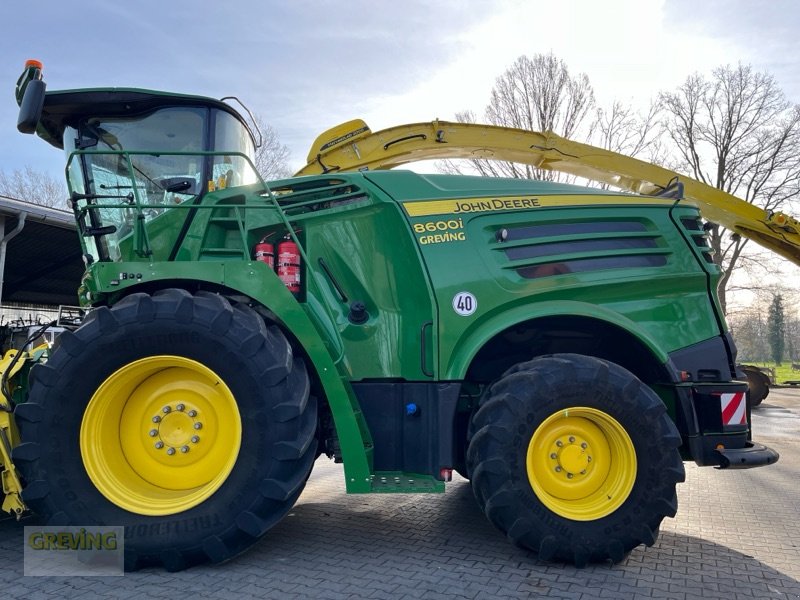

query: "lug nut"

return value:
[567, 473, 573, 479]
[148, 429, 158, 437]
[555, 440, 563, 447]
[152, 416, 161, 423]
[181, 445, 190, 453]
[162, 406, 171, 414]
[191, 435, 200, 443]
[580, 470, 587, 475]
[188, 410, 197, 417]
[581, 442, 588, 449]
[194, 422, 202, 430]
[549, 452, 557, 459]
[555, 466, 562, 472]
[587, 456, 592, 462]
[166, 447, 176, 455]
[176, 403, 185, 411]
[155, 441, 164, 449]
[568, 436, 575, 443]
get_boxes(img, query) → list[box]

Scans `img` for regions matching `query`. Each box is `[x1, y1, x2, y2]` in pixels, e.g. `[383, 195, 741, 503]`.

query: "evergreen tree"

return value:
[767, 294, 786, 364]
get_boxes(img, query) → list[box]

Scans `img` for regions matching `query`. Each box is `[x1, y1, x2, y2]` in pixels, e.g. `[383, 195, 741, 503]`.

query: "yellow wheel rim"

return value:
[526, 407, 636, 521]
[81, 355, 242, 516]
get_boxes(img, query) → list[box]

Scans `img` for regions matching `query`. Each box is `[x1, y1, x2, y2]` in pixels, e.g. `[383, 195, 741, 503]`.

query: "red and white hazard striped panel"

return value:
[720, 392, 747, 426]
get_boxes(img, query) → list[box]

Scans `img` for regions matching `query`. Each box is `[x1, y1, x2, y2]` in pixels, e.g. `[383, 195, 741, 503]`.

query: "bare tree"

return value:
[582, 99, 668, 192]
[660, 64, 800, 314]
[590, 100, 665, 163]
[728, 307, 770, 362]
[486, 53, 594, 139]
[439, 54, 595, 180]
[0, 166, 67, 208]
[251, 115, 292, 181]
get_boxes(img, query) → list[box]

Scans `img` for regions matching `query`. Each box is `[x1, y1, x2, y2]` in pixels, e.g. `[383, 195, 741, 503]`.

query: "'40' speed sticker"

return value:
[452, 292, 477, 316]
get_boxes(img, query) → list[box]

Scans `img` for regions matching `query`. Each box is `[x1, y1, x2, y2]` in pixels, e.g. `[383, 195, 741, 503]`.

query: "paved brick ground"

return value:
[2, 390, 799, 599]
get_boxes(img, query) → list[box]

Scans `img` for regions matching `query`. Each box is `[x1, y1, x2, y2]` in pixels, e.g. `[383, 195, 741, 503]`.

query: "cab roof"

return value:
[35, 88, 248, 149]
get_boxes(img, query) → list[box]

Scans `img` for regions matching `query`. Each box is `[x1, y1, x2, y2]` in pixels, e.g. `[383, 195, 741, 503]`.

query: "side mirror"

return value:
[17, 78, 46, 134]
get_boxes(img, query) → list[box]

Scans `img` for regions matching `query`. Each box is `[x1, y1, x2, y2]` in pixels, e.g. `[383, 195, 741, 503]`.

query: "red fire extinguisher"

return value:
[277, 234, 302, 294]
[253, 239, 274, 268]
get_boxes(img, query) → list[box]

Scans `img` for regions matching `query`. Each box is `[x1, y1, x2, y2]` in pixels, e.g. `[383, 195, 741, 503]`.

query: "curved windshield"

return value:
[81, 107, 206, 201]
[64, 105, 258, 262]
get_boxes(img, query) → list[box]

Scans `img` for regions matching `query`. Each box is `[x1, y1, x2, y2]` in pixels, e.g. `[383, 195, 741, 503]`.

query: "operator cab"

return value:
[21, 80, 258, 262]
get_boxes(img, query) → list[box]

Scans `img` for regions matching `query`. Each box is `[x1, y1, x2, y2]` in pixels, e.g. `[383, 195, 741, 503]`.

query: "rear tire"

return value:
[741, 365, 769, 407]
[13, 289, 317, 571]
[467, 354, 684, 566]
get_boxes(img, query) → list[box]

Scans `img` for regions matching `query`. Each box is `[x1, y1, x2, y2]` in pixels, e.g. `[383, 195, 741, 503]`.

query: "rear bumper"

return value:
[666, 337, 779, 470]
[673, 381, 778, 469]
[715, 442, 780, 469]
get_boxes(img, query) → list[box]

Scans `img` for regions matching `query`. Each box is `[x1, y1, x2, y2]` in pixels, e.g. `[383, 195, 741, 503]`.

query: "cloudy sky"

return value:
[2, 0, 798, 179]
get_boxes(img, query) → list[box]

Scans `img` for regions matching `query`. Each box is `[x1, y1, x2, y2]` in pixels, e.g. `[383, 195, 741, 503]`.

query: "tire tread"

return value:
[466, 353, 685, 566]
[16, 289, 317, 571]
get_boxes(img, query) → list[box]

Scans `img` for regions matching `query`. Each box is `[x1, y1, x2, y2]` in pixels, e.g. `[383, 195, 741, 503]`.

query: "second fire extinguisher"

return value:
[277, 234, 301, 295]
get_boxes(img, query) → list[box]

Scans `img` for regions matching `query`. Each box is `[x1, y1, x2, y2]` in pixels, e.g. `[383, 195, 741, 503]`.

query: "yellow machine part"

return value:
[526, 407, 636, 521]
[0, 348, 42, 517]
[0, 349, 27, 412]
[0, 409, 25, 517]
[80, 355, 242, 516]
[297, 119, 800, 267]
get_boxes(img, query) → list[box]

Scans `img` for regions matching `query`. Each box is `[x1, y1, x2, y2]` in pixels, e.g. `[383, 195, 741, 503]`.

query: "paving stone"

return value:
[2, 392, 800, 599]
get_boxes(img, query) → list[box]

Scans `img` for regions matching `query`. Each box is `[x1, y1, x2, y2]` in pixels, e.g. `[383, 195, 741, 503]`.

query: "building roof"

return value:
[0, 195, 83, 305]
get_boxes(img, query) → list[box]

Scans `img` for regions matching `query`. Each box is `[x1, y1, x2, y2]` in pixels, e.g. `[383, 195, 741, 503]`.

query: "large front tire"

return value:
[467, 354, 684, 566]
[13, 289, 317, 571]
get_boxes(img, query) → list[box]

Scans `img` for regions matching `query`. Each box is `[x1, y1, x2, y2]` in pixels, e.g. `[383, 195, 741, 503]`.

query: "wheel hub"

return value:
[80, 355, 242, 516]
[149, 404, 202, 453]
[526, 407, 637, 521]
[552, 439, 591, 477]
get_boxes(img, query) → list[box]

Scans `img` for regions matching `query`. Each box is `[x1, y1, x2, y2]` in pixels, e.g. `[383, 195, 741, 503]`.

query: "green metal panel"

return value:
[284, 189, 436, 380]
[381, 188, 721, 380]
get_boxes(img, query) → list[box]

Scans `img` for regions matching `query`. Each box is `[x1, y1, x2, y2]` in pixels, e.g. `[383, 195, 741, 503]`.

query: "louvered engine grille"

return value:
[679, 217, 716, 264]
[495, 220, 670, 279]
